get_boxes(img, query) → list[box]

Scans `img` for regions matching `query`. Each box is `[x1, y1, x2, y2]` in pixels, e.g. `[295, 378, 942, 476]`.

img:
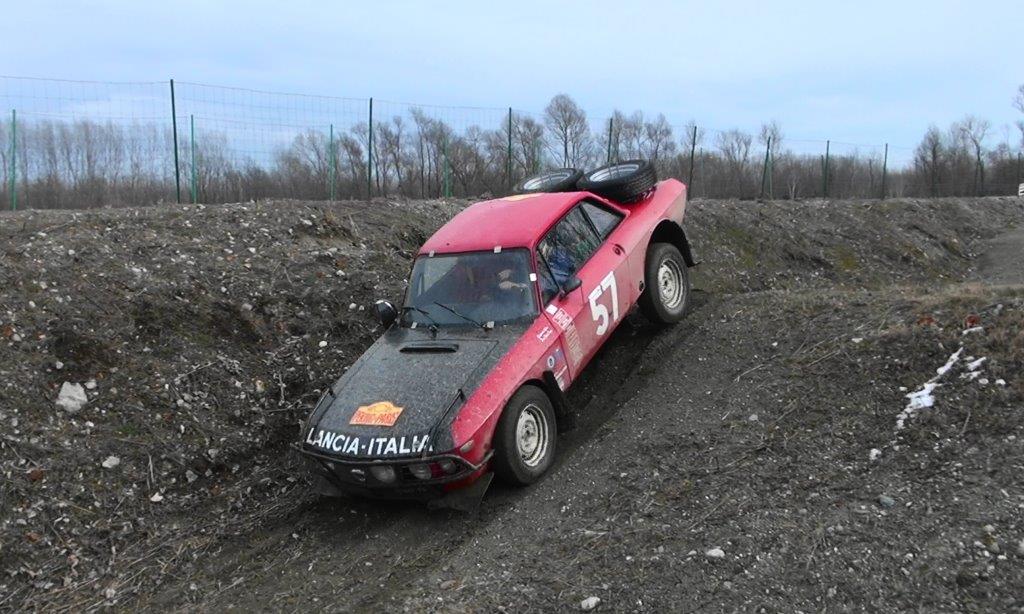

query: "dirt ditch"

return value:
[1, 195, 1023, 612]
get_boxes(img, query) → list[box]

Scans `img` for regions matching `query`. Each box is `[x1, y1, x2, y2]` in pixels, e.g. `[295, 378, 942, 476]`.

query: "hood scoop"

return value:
[399, 341, 459, 353]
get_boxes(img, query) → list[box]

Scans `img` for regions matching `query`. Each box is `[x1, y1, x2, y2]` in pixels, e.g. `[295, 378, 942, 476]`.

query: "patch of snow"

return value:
[897, 382, 939, 430]
[935, 347, 964, 377]
[965, 357, 987, 370]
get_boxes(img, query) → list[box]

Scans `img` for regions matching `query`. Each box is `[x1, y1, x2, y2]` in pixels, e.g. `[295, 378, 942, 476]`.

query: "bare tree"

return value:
[915, 125, 944, 196]
[716, 129, 753, 194]
[956, 115, 990, 195]
[543, 94, 591, 168]
[758, 121, 784, 158]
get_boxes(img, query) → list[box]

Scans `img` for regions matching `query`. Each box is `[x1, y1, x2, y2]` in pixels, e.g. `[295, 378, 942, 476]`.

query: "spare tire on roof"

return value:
[515, 168, 584, 194]
[578, 160, 657, 203]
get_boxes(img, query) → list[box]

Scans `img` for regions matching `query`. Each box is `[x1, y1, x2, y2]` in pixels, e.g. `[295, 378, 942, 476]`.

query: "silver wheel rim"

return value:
[523, 170, 570, 190]
[516, 404, 549, 468]
[589, 163, 639, 182]
[657, 258, 685, 310]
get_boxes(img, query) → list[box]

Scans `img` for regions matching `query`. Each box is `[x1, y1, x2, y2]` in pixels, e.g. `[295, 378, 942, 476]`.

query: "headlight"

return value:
[437, 459, 458, 475]
[369, 465, 397, 483]
[409, 464, 432, 480]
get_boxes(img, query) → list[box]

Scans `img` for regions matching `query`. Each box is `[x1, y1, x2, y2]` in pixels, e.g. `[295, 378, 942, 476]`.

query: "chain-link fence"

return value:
[2, 75, 1022, 211]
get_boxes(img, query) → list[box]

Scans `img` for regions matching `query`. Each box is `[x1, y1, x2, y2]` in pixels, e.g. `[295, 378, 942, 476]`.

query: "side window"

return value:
[537, 207, 601, 288]
[537, 259, 559, 305]
[580, 201, 622, 239]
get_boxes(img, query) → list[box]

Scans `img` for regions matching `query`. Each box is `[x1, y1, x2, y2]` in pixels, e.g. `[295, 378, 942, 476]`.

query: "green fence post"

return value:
[328, 123, 335, 202]
[507, 107, 513, 192]
[687, 125, 697, 191]
[189, 114, 197, 204]
[880, 143, 888, 200]
[8, 110, 16, 211]
[759, 136, 771, 200]
[607, 117, 613, 164]
[823, 140, 830, 198]
[367, 98, 373, 199]
[170, 79, 181, 204]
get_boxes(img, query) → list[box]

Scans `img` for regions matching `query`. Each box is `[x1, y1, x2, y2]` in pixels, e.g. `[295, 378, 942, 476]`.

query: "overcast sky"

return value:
[2, 0, 1021, 163]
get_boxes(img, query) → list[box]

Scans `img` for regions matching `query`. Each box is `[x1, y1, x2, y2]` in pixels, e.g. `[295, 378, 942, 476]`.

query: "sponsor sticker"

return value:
[501, 193, 541, 202]
[537, 325, 554, 342]
[305, 427, 433, 456]
[350, 401, 404, 427]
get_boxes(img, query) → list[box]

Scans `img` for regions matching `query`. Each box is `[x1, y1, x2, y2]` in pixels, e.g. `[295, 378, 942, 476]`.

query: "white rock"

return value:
[150, 492, 164, 503]
[56, 382, 88, 413]
[348, 303, 357, 310]
[102, 456, 120, 469]
[85, 379, 97, 390]
[54, 360, 64, 370]
[869, 448, 882, 461]
[186, 470, 199, 483]
[318, 340, 328, 348]
[580, 596, 601, 611]
[706, 548, 726, 559]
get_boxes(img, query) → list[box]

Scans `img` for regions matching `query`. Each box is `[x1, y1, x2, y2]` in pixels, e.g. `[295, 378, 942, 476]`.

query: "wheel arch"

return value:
[523, 375, 575, 433]
[648, 220, 696, 267]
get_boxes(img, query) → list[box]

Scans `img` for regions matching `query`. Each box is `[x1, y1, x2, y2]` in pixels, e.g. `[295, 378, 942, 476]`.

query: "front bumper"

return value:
[296, 443, 492, 499]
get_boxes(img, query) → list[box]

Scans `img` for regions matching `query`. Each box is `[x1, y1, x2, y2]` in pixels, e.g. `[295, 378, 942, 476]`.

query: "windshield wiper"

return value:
[401, 305, 440, 335]
[432, 301, 489, 330]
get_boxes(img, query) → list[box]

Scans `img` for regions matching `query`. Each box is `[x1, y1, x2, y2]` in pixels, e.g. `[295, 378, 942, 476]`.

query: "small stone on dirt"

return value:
[878, 495, 896, 508]
[580, 596, 601, 611]
[706, 548, 726, 559]
[150, 493, 164, 503]
[101, 456, 120, 469]
[56, 382, 88, 413]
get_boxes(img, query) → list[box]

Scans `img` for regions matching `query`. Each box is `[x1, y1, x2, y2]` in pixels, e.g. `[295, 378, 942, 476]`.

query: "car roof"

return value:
[418, 191, 586, 255]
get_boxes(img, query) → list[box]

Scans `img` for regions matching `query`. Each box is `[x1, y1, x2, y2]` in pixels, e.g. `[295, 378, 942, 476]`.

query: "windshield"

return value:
[402, 249, 538, 327]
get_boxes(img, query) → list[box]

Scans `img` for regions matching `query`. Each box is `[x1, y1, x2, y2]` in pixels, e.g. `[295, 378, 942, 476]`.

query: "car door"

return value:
[536, 201, 627, 379]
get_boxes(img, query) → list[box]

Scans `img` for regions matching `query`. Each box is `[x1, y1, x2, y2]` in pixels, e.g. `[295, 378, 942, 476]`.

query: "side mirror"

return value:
[373, 300, 398, 329]
[560, 276, 582, 298]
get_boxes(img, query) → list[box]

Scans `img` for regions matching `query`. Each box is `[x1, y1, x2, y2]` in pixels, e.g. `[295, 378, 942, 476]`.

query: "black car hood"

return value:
[303, 324, 526, 459]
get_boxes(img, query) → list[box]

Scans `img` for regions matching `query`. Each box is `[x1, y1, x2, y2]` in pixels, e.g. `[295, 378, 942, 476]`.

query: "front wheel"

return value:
[639, 242, 691, 324]
[492, 385, 557, 486]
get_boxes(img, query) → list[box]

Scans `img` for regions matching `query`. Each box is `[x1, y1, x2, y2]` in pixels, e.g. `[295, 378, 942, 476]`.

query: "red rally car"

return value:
[299, 160, 697, 503]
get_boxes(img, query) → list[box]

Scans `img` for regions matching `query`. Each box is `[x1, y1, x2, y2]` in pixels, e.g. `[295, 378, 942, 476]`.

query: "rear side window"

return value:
[580, 201, 621, 239]
[537, 207, 601, 288]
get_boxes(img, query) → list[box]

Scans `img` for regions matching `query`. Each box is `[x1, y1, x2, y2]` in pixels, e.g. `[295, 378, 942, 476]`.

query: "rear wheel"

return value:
[639, 242, 691, 324]
[577, 159, 657, 203]
[515, 168, 583, 194]
[492, 385, 557, 485]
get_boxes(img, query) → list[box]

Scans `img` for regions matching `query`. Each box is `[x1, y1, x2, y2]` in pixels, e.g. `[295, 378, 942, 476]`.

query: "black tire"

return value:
[515, 168, 583, 194]
[578, 159, 657, 203]
[638, 242, 691, 324]
[492, 385, 557, 486]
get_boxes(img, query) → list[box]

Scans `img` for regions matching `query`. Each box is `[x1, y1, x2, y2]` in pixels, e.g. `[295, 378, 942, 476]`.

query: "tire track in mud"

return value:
[144, 295, 714, 611]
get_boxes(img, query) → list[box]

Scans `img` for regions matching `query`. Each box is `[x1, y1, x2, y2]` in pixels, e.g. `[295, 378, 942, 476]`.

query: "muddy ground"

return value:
[1, 195, 1023, 612]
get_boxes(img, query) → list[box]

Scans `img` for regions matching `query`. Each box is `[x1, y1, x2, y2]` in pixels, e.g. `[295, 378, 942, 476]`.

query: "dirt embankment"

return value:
[1, 195, 1023, 612]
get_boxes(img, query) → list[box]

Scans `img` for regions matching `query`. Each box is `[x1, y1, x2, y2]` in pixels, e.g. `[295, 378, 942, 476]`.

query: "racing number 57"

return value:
[588, 271, 619, 336]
